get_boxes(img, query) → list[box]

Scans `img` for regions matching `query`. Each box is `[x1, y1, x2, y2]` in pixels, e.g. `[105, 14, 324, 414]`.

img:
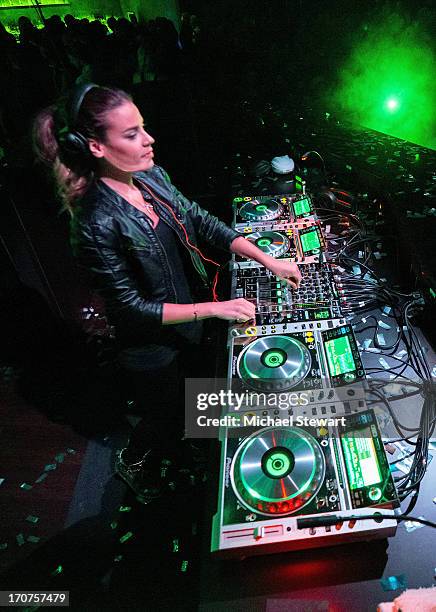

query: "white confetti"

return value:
[378, 320, 391, 330]
[379, 357, 390, 369]
[404, 517, 426, 533]
[377, 333, 386, 346]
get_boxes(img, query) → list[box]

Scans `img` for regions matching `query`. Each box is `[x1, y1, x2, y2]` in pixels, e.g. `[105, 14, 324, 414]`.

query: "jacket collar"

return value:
[90, 173, 187, 239]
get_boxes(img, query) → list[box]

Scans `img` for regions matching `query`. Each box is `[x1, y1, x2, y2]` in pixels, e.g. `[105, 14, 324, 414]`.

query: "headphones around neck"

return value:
[58, 82, 100, 158]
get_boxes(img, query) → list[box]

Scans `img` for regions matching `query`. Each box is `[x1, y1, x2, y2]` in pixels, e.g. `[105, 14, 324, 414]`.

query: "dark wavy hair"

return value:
[33, 85, 132, 215]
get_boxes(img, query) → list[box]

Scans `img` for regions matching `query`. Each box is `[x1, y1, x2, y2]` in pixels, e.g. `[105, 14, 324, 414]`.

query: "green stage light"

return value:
[385, 97, 400, 112]
[329, 11, 435, 149]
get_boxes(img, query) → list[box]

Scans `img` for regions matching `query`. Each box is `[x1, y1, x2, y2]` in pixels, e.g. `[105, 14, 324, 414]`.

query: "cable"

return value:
[297, 513, 436, 530]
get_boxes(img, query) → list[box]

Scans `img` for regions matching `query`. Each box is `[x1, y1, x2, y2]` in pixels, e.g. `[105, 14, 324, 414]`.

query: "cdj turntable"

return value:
[232, 223, 325, 268]
[211, 405, 398, 557]
[233, 193, 317, 231]
[211, 185, 399, 559]
[231, 263, 344, 325]
[228, 322, 365, 394]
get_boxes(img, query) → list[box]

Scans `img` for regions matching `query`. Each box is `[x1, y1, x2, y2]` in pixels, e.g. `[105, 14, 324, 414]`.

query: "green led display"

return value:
[300, 230, 320, 253]
[325, 335, 356, 376]
[315, 310, 331, 319]
[293, 198, 311, 217]
[341, 429, 382, 490]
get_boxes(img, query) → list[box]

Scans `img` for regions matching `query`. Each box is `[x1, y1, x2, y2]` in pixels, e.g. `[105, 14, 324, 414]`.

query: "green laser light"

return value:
[385, 97, 399, 111]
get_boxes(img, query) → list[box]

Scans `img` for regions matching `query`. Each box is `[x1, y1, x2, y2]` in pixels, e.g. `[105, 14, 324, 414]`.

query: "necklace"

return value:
[138, 201, 154, 211]
[127, 188, 154, 211]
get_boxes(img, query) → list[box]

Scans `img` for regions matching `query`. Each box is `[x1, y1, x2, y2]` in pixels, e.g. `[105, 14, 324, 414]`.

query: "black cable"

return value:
[297, 513, 436, 530]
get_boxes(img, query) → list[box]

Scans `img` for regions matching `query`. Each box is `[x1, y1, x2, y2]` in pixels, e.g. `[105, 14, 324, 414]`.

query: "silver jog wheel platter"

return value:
[239, 199, 283, 221]
[237, 335, 312, 392]
[246, 231, 290, 258]
[231, 426, 326, 516]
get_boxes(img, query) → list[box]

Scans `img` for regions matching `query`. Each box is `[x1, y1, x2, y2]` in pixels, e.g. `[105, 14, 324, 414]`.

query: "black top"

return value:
[154, 217, 203, 345]
[118, 215, 203, 371]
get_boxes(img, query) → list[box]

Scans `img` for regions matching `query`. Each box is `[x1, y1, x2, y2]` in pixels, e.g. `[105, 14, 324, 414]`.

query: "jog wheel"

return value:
[237, 335, 311, 392]
[231, 426, 325, 516]
[239, 199, 283, 222]
[246, 231, 290, 258]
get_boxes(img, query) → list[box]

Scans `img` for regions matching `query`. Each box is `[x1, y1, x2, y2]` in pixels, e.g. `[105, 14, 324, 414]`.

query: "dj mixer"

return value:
[231, 263, 344, 324]
[211, 189, 399, 558]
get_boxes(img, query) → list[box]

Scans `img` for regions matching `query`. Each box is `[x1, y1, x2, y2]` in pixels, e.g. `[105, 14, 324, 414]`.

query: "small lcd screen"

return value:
[293, 198, 311, 216]
[300, 230, 320, 253]
[341, 429, 382, 489]
[325, 335, 356, 376]
[315, 310, 331, 319]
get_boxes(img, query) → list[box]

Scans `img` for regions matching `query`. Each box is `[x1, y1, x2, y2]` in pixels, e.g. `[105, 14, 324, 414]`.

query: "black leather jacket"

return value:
[71, 165, 239, 351]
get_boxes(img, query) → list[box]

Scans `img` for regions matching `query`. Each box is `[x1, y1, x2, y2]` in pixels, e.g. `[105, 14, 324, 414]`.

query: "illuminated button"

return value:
[348, 519, 357, 529]
[319, 427, 328, 436]
[335, 521, 343, 530]
[368, 487, 382, 502]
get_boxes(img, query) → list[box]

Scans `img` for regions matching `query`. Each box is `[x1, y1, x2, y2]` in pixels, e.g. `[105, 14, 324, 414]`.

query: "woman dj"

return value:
[33, 83, 301, 502]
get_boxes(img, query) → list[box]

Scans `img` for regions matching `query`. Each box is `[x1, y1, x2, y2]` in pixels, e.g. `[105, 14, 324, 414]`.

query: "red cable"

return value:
[330, 188, 351, 197]
[212, 270, 220, 302]
[136, 178, 222, 301]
